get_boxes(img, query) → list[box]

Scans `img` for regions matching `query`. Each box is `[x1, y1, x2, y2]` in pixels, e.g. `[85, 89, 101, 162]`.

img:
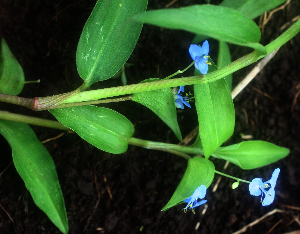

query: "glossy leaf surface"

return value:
[161, 157, 215, 211]
[213, 141, 290, 169]
[0, 38, 24, 95]
[76, 0, 148, 87]
[192, 0, 285, 44]
[50, 106, 134, 154]
[132, 85, 182, 141]
[0, 120, 68, 233]
[194, 78, 234, 158]
[220, 0, 286, 20]
[217, 41, 232, 90]
[135, 5, 266, 54]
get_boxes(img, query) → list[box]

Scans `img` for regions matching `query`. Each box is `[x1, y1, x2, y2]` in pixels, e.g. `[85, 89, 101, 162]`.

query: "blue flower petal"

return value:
[249, 178, 263, 196]
[261, 187, 275, 206]
[178, 86, 184, 94]
[202, 40, 209, 56]
[183, 197, 192, 203]
[191, 199, 207, 209]
[175, 86, 191, 109]
[175, 95, 185, 109]
[189, 41, 210, 74]
[183, 185, 207, 211]
[183, 100, 191, 108]
[265, 168, 280, 188]
[249, 168, 280, 206]
[189, 44, 204, 61]
[195, 57, 209, 74]
[191, 185, 206, 200]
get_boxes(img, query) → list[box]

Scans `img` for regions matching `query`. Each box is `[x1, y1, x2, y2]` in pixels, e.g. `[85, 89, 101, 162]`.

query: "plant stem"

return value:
[0, 93, 34, 109]
[56, 19, 300, 106]
[60, 51, 257, 105]
[51, 96, 132, 109]
[0, 111, 198, 159]
[0, 111, 70, 131]
[164, 61, 195, 79]
[214, 170, 250, 184]
[128, 137, 205, 159]
[0, 19, 299, 110]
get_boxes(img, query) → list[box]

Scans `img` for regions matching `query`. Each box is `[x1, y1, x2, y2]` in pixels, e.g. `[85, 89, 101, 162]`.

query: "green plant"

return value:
[0, 0, 297, 232]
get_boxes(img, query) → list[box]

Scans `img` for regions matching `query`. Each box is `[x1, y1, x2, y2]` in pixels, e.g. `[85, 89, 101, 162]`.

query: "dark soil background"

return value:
[1, 0, 300, 233]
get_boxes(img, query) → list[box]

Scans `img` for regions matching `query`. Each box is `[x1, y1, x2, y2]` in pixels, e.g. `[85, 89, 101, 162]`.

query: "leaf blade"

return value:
[0, 38, 25, 95]
[213, 141, 290, 169]
[162, 157, 215, 211]
[220, 0, 286, 20]
[50, 106, 134, 154]
[217, 41, 232, 90]
[132, 86, 182, 141]
[76, 0, 148, 87]
[0, 120, 68, 234]
[194, 78, 235, 157]
[134, 5, 266, 54]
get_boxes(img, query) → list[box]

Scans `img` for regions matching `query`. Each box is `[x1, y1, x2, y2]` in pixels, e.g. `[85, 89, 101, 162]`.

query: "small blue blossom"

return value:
[175, 86, 191, 109]
[183, 185, 207, 213]
[189, 40, 210, 74]
[249, 168, 280, 206]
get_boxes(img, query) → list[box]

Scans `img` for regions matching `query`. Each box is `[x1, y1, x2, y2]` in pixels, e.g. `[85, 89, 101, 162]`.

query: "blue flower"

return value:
[249, 168, 280, 206]
[189, 40, 210, 74]
[183, 185, 207, 213]
[175, 86, 191, 109]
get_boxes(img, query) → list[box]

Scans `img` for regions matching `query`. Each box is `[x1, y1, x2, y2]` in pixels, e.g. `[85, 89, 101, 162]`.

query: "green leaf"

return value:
[134, 5, 266, 54]
[161, 157, 215, 211]
[213, 140, 290, 169]
[191, 135, 202, 149]
[194, 78, 235, 158]
[217, 40, 232, 90]
[50, 106, 134, 154]
[0, 38, 24, 95]
[192, 0, 285, 44]
[76, 0, 148, 87]
[132, 83, 182, 141]
[220, 0, 286, 20]
[0, 120, 68, 234]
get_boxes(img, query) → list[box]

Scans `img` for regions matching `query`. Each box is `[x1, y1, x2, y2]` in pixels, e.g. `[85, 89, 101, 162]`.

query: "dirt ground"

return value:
[1, 0, 300, 233]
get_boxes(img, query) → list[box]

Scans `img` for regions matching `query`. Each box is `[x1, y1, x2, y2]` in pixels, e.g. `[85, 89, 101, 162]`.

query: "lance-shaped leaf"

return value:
[192, 0, 285, 44]
[50, 106, 134, 154]
[217, 41, 232, 90]
[134, 4, 266, 54]
[132, 82, 182, 141]
[0, 120, 68, 234]
[162, 157, 215, 211]
[0, 38, 24, 95]
[220, 0, 286, 20]
[76, 0, 148, 87]
[213, 141, 290, 170]
[193, 57, 234, 157]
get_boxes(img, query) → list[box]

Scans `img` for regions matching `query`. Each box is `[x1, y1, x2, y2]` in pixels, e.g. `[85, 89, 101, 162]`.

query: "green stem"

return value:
[265, 17, 300, 55]
[57, 19, 300, 105]
[214, 170, 250, 184]
[128, 137, 204, 159]
[0, 112, 192, 160]
[0, 111, 70, 131]
[61, 51, 258, 104]
[0, 111, 195, 159]
[52, 96, 132, 109]
[1, 19, 299, 110]
[164, 61, 195, 79]
[24, 79, 40, 84]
